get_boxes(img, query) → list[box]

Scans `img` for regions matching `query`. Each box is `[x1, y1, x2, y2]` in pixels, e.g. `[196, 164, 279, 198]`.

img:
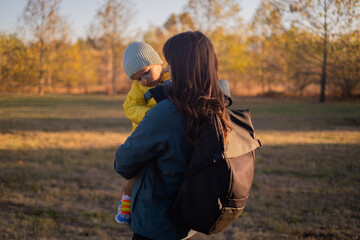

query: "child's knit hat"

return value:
[122, 42, 163, 79]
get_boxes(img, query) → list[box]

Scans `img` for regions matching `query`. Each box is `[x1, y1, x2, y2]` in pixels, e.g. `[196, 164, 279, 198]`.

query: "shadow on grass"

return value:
[194, 143, 360, 240]
[229, 97, 360, 131]
[0, 117, 132, 132]
[0, 142, 359, 239]
[0, 201, 132, 240]
[0, 147, 131, 239]
[0, 94, 126, 109]
[251, 115, 360, 131]
[1, 115, 359, 133]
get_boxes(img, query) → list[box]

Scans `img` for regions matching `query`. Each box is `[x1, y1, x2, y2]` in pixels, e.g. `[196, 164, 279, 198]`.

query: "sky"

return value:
[0, 0, 261, 41]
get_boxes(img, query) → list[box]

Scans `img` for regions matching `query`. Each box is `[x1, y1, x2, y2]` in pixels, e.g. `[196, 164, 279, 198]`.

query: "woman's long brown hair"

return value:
[163, 31, 231, 146]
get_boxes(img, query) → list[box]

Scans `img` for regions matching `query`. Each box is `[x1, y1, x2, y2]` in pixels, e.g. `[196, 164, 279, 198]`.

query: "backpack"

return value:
[166, 108, 261, 235]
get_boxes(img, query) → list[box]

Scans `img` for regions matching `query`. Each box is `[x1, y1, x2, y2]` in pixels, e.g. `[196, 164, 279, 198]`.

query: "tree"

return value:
[20, 0, 68, 95]
[280, 0, 360, 101]
[250, 0, 286, 93]
[72, 39, 100, 94]
[210, 28, 250, 94]
[0, 33, 37, 91]
[163, 12, 196, 35]
[185, 0, 241, 34]
[282, 27, 320, 96]
[143, 12, 195, 58]
[90, 0, 134, 95]
[330, 31, 360, 98]
[251, 0, 284, 38]
[143, 26, 168, 61]
[49, 40, 76, 92]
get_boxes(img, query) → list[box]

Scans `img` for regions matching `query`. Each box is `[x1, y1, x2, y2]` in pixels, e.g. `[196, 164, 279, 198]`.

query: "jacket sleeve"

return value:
[114, 104, 171, 180]
[123, 82, 151, 126]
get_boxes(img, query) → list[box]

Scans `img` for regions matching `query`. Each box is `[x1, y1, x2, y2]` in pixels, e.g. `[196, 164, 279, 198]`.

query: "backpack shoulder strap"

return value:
[212, 114, 226, 161]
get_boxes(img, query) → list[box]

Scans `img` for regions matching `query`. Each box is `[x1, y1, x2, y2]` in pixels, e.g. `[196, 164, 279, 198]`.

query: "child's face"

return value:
[132, 65, 162, 87]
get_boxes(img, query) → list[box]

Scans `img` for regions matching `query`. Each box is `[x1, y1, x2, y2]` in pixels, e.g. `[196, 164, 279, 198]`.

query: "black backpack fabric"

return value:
[167, 108, 261, 235]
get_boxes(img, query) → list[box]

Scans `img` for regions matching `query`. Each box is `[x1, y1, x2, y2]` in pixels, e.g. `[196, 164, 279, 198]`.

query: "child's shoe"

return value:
[115, 194, 131, 224]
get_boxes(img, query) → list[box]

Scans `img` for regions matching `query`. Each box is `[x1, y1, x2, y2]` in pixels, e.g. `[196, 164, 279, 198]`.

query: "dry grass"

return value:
[0, 94, 359, 239]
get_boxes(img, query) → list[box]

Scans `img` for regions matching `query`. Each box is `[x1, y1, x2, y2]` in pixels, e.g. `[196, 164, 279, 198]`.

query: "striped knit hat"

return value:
[122, 42, 163, 79]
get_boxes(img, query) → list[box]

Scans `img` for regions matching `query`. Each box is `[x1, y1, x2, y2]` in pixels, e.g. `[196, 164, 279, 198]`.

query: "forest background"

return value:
[1, 0, 360, 102]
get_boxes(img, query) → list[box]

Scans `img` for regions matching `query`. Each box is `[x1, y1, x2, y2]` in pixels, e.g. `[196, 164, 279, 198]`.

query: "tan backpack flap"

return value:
[225, 109, 261, 158]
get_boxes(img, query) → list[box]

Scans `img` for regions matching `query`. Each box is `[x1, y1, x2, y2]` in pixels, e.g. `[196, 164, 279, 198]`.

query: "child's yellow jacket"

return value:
[123, 71, 170, 132]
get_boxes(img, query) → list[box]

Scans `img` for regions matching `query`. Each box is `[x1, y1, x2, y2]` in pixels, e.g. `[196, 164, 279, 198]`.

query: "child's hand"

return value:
[144, 85, 169, 103]
[150, 85, 169, 103]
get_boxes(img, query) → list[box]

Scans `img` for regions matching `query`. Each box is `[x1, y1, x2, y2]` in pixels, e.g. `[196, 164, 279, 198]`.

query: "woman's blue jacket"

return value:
[114, 99, 193, 240]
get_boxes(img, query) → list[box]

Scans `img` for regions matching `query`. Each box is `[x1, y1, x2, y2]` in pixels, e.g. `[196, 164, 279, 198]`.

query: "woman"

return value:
[114, 31, 231, 240]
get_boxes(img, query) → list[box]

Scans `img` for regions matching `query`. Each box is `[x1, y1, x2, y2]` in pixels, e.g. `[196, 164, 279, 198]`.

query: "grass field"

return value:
[0, 94, 359, 239]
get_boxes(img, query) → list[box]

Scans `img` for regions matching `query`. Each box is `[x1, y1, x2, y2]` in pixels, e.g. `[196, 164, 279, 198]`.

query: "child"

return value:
[115, 42, 170, 224]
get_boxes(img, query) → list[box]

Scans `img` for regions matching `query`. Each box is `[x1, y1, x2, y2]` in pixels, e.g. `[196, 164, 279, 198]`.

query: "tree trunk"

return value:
[260, 41, 266, 94]
[319, 0, 328, 102]
[0, 52, 2, 82]
[83, 72, 88, 94]
[107, 48, 112, 95]
[343, 77, 352, 99]
[66, 81, 72, 93]
[47, 70, 53, 93]
[78, 44, 88, 94]
[39, 39, 45, 96]
[319, 38, 327, 102]
[112, 43, 117, 94]
[80, 50, 88, 94]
